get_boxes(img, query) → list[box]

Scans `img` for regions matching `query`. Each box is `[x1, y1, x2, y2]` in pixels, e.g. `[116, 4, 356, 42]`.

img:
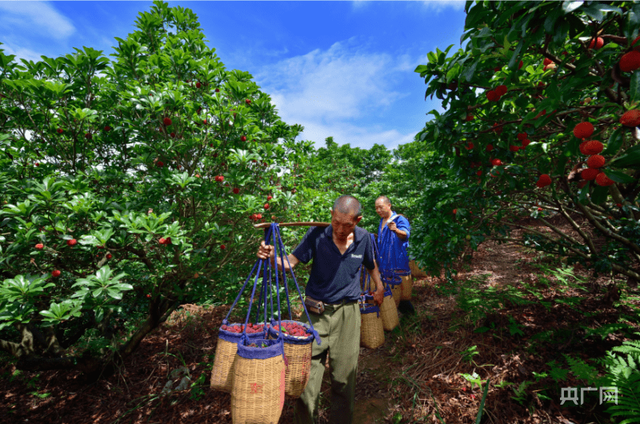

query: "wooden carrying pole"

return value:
[253, 222, 330, 229]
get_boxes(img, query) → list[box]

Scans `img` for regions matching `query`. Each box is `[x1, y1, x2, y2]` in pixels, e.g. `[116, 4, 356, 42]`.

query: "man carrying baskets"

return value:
[375, 195, 415, 315]
[257, 195, 384, 424]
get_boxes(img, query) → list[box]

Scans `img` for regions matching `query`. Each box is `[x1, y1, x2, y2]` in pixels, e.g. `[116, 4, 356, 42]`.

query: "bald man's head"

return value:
[332, 195, 362, 217]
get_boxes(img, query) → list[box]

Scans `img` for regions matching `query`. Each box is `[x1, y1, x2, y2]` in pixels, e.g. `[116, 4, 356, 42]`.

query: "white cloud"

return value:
[1, 43, 44, 63]
[422, 0, 466, 11]
[256, 38, 418, 150]
[0, 1, 75, 40]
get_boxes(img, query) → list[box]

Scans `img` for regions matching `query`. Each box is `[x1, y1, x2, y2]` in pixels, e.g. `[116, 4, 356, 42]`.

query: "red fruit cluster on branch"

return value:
[581, 140, 603, 155]
[495, 85, 508, 96]
[580, 168, 599, 180]
[587, 155, 605, 169]
[273, 322, 310, 337]
[214, 175, 224, 182]
[163, 117, 172, 126]
[595, 172, 615, 187]
[620, 110, 640, 127]
[517, 133, 528, 141]
[486, 90, 500, 101]
[573, 122, 594, 139]
[536, 174, 552, 188]
[521, 138, 531, 148]
[620, 51, 640, 72]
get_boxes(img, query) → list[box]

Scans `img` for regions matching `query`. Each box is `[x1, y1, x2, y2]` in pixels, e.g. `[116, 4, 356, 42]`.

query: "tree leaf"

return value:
[562, 1, 584, 14]
[630, 71, 640, 103]
[603, 127, 624, 155]
[591, 185, 609, 204]
[604, 169, 636, 184]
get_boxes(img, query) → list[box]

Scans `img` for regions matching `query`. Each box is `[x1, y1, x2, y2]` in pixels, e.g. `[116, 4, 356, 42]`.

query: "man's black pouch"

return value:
[304, 296, 325, 314]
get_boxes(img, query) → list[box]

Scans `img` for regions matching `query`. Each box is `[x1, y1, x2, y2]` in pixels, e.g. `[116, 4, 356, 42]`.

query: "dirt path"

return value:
[1, 231, 634, 423]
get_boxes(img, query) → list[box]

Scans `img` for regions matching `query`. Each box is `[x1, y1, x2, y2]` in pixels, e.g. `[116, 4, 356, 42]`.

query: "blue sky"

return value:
[0, 1, 467, 151]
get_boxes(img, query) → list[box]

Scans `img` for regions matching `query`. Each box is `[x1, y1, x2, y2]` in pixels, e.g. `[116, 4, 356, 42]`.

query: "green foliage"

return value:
[602, 336, 640, 424]
[0, 0, 307, 368]
[412, 0, 640, 281]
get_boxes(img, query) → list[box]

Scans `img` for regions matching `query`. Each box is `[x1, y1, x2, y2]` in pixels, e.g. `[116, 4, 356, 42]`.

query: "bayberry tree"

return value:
[412, 1, 640, 281]
[0, 1, 304, 376]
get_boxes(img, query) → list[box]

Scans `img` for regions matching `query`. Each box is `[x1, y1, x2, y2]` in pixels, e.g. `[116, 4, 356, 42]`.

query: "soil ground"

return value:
[1, 222, 638, 424]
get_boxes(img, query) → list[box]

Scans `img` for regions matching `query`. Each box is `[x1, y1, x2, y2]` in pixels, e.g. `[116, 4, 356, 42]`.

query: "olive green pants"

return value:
[294, 301, 361, 424]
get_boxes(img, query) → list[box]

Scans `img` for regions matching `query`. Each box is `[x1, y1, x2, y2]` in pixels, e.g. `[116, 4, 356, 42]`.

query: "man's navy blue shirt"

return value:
[292, 225, 375, 304]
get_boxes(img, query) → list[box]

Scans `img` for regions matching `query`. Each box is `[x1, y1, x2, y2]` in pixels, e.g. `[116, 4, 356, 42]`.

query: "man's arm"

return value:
[367, 260, 385, 306]
[386, 221, 408, 241]
[257, 240, 300, 271]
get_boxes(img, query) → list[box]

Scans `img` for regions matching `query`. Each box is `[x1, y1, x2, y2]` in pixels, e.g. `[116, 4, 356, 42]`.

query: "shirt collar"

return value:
[326, 225, 364, 242]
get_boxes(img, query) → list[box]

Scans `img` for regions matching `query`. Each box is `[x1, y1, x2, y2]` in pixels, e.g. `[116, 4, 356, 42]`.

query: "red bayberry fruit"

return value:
[156, 161, 164, 167]
[67, 239, 77, 247]
[588, 37, 604, 49]
[486, 90, 500, 101]
[220, 244, 226, 250]
[85, 133, 92, 140]
[57, 128, 63, 134]
[543, 58, 553, 66]
[245, 99, 251, 104]
[486, 144, 494, 152]
[495, 85, 508, 96]
[240, 135, 247, 142]
[517, 133, 528, 141]
[573, 122, 594, 139]
[537, 207, 543, 212]
[476, 170, 482, 176]
[35, 243, 44, 250]
[491, 158, 502, 166]
[215, 88, 220, 92]
[163, 117, 172, 126]
[196, 82, 201, 88]
[518, 60, 524, 69]
[587, 155, 605, 169]
[264, 203, 270, 210]
[620, 51, 640, 72]
[595, 172, 615, 186]
[453, 209, 457, 214]
[465, 114, 474, 121]
[581, 168, 599, 180]
[582, 140, 603, 155]
[521, 139, 531, 148]
[104, 125, 111, 131]
[620, 110, 640, 127]
[170, 132, 175, 138]
[492, 123, 502, 134]
[146, 294, 151, 298]
[52, 270, 61, 278]
[106, 254, 112, 259]
[536, 174, 552, 188]
[159, 237, 167, 244]
[233, 187, 240, 194]
[466, 142, 474, 150]
[509, 145, 520, 152]
[164, 237, 171, 245]
[267, 195, 273, 201]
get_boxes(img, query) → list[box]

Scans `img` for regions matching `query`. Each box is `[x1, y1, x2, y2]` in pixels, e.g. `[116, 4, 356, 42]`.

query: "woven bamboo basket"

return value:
[211, 323, 265, 392]
[231, 338, 286, 424]
[269, 320, 313, 398]
[360, 303, 384, 349]
[400, 274, 413, 300]
[379, 288, 399, 331]
[409, 259, 427, 278]
[389, 283, 402, 307]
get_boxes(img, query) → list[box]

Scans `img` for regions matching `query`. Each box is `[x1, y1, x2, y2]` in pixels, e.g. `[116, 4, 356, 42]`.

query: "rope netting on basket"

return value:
[372, 232, 402, 306]
[211, 222, 321, 421]
[361, 234, 398, 332]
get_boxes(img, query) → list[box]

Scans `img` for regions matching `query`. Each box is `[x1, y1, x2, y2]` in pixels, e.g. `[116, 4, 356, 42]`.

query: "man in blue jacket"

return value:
[258, 195, 384, 424]
[375, 195, 415, 314]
